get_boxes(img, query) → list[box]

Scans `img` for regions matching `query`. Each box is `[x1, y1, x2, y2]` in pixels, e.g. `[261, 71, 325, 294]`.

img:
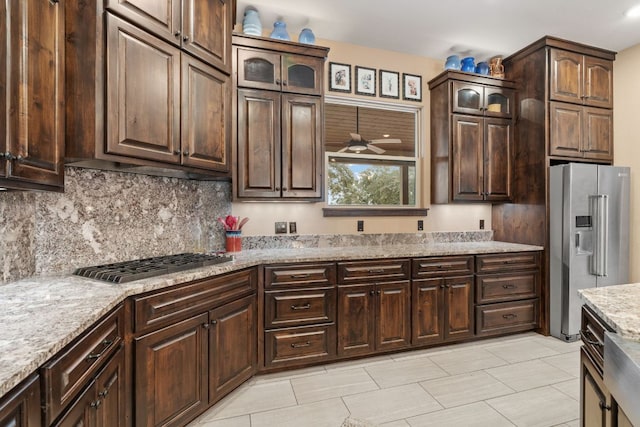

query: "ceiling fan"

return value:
[336, 133, 402, 154]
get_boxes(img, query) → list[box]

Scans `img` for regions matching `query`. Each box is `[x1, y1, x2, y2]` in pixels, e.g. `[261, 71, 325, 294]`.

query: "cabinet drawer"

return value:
[581, 305, 613, 374]
[265, 288, 336, 328]
[41, 304, 124, 425]
[476, 252, 540, 273]
[337, 259, 410, 284]
[475, 271, 539, 303]
[412, 255, 474, 279]
[265, 263, 336, 288]
[265, 325, 336, 368]
[133, 268, 257, 334]
[475, 299, 538, 336]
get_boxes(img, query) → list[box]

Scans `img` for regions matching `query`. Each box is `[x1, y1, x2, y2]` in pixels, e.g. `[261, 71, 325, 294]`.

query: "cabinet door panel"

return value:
[236, 49, 281, 91]
[95, 347, 126, 427]
[183, 0, 232, 73]
[283, 55, 324, 95]
[209, 295, 256, 404]
[135, 313, 208, 427]
[412, 279, 443, 346]
[581, 348, 609, 427]
[53, 383, 97, 427]
[181, 55, 230, 172]
[106, 14, 181, 163]
[582, 107, 613, 161]
[444, 276, 474, 341]
[452, 82, 484, 115]
[4, 0, 64, 188]
[584, 56, 613, 108]
[104, 0, 180, 46]
[0, 376, 41, 427]
[550, 49, 582, 104]
[484, 88, 514, 118]
[337, 285, 375, 357]
[236, 89, 281, 198]
[281, 94, 322, 198]
[549, 101, 583, 158]
[452, 115, 484, 201]
[376, 281, 411, 351]
[484, 118, 512, 201]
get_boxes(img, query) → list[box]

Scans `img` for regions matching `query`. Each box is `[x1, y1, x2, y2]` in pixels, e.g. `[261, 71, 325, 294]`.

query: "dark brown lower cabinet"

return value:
[337, 280, 411, 357]
[54, 346, 126, 427]
[0, 375, 41, 427]
[135, 313, 209, 427]
[209, 295, 257, 405]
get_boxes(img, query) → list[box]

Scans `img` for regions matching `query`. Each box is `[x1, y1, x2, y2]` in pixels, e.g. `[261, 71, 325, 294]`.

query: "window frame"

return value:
[322, 95, 427, 217]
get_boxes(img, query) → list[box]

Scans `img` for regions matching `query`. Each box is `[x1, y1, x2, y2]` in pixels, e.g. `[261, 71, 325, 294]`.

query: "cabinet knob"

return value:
[282, 80, 288, 86]
[376, 290, 381, 295]
[174, 31, 181, 38]
[369, 290, 375, 296]
[183, 36, 189, 43]
[599, 401, 612, 411]
[90, 400, 101, 409]
[183, 151, 190, 157]
[276, 79, 281, 85]
[202, 323, 210, 329]
[173, 150, 181, 155]
[275, 187, 280, 191]
[440, 284, 445, 289]
[211, 319, 218, 324]
[282, 187, 287, 191]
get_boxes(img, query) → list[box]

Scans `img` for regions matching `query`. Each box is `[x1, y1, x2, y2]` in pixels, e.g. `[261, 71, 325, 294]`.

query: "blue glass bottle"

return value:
[270, 20, 291, 41]
[242, 8, 262, 36]
[298, 28, 316, 44]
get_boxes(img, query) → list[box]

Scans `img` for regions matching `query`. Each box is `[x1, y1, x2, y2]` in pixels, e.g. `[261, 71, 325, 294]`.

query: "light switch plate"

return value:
[357, 220, 364, 232]
[289, 222, 297, 234]
[275, 222, 287, 234]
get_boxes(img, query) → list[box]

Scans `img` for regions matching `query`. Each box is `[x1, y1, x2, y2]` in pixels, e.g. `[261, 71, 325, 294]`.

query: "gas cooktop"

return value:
[73, 252, 234, 284]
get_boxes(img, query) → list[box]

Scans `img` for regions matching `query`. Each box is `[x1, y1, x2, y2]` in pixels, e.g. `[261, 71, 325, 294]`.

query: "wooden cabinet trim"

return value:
[0, 375, 41, 427]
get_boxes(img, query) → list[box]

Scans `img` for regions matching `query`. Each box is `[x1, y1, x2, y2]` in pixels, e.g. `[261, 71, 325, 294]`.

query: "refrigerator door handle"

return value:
[590, 194, 608, 277]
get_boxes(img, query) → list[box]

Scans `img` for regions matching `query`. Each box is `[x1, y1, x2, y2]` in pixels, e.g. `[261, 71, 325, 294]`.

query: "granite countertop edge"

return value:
[578, 283, 640, 343]
[0, 241, 542, 398]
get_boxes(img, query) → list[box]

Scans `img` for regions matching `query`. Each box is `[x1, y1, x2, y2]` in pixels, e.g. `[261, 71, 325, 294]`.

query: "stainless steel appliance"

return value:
[550, 163, 630, 341]
[74, 252, 233, 283]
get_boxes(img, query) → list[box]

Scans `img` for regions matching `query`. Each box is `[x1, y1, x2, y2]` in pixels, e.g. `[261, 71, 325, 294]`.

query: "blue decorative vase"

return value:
[242, 8, 262, 36]
[461, 57, 475, 72]
[444, 55, 461, 70]
[270, 20, 291, 41]
[298, 28, 316, 44]
[475, 61, 490, 75]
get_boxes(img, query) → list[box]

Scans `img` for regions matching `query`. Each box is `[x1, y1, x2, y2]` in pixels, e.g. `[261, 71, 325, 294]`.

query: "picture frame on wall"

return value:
[355, 66, 376, 96]
[402, 73, 422, 102]
[328, 62, 351, 93]
[379, 70, 400, 99]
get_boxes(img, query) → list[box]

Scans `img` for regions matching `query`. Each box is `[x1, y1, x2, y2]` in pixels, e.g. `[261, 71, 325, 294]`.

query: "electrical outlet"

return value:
[289, 222, 297, 234]
[479, 219, 485, 230]
[275, 221, 287, 234]
[357, 220, 364, 232]
[418, 220, 424, 231]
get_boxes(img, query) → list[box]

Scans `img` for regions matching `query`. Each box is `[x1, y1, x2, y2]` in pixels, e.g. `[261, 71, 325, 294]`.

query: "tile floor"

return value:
[188, 332, 583, 427]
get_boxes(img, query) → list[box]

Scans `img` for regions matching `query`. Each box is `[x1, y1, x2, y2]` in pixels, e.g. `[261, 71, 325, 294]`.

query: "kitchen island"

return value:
[579, 283, 640, 426]
[0, 240, 542, 425]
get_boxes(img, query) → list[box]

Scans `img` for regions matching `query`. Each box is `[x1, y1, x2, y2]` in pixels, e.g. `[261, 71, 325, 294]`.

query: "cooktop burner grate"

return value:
[73, 252, 234, 284]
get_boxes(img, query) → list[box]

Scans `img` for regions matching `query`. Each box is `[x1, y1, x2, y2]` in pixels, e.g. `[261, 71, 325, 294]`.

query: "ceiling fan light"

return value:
[348, 144, 366, 152]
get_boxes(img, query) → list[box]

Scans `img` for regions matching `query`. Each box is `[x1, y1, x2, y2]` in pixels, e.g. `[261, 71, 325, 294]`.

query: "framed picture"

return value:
[328, 62, 351, 93]
[379, 70, 400, 99]
[355, 66, 376, 96]
[402, 73, 422, 102]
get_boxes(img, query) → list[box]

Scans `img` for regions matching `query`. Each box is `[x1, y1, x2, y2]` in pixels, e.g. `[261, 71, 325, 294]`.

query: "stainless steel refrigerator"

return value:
[550, 163, 630, 341]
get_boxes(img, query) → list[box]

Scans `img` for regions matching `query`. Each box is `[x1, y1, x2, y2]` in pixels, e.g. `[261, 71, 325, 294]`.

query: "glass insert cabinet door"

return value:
[236, 48, 323, 95]
[452, 81, 513, 118]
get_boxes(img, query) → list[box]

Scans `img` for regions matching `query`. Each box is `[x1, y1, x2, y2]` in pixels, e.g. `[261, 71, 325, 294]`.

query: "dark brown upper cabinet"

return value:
[550, 48, 613, 109]
[105, 0, 233, 73]
[233, 35, 328, 201]
[429, 71, 515, 204]
[65, 1, 234, 178]
[1, 0, 65, 191]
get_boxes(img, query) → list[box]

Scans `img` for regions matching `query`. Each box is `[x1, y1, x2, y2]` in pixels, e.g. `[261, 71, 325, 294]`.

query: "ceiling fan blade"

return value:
[337, 146, 349, 153]
[367, 144, 386, 154]
[350, 133, 362, 141]
[369, 138, 402, 144]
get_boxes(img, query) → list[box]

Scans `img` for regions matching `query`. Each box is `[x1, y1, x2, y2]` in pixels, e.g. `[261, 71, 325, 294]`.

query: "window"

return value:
[324, 97, 421, 212]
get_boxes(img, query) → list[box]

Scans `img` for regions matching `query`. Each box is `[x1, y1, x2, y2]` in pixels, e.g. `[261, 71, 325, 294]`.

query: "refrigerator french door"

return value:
[550, 163, 630, 341]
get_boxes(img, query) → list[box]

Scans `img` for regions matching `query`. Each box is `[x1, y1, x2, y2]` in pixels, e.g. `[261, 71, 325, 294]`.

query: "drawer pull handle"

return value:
[86, 339, 114, 361]
[502, 313, 517, 320]
[599, 401, 612, 411]
[502, 284, 516, 289]
[368, 269, 385, 274]
[291, 274, 311, 279]
[579, 330, 603, 347]
[291, 341, 311, 348]
[290, 303, 311, 310]
[90, 399, 101, 409]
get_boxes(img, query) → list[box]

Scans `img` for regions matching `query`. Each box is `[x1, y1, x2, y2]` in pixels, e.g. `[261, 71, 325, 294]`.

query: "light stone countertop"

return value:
[579, 283, 640, 342]
[0, 241, 541, 399]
